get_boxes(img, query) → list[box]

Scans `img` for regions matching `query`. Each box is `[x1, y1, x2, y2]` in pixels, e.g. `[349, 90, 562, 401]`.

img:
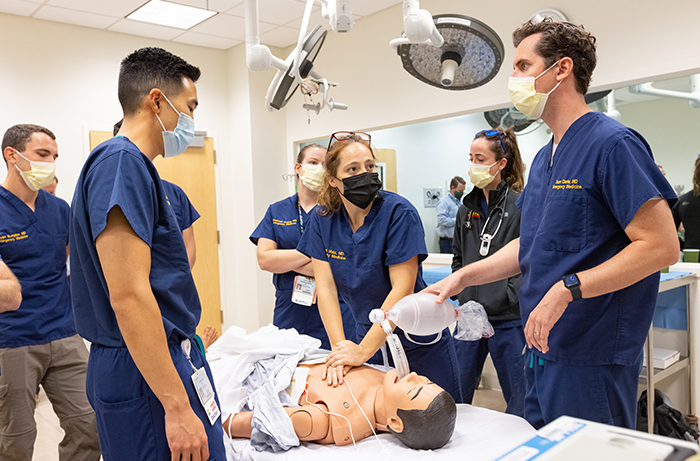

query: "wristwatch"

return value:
[563, 274, 582, 301]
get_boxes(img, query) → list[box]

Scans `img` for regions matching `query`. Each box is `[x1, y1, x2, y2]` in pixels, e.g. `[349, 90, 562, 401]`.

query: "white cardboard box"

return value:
[643, 347, 681, 369]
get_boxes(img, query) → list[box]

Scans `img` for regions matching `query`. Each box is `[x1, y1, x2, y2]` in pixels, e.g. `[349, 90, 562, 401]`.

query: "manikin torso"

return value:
[302, 364, 384, 445]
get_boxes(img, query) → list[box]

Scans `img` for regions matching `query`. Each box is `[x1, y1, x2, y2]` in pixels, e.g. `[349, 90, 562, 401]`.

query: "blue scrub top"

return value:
[162, 180, 200, 231]
[0, 187, 75, 348]
[69, 136, 201, 347]
[250, 193, 309, 292]
[297, 190, 428, 335]
[517, 112, 677, 366]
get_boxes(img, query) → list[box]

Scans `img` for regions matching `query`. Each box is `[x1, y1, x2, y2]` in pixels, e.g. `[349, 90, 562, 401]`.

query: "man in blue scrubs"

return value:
[426, 20, 679, 429]
[0, 124, 101, 460]
[70, 48, 225, 460]
[0, 258, 21, 313]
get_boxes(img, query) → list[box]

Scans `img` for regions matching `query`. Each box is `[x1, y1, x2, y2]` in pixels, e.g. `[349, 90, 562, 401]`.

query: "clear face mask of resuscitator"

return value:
[508, 59, 562, 119]
[13, 149, 56, 191]
[155, 93, 195, 158]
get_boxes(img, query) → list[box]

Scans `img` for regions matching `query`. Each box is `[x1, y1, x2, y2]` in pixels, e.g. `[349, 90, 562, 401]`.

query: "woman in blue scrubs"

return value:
[250, 144, 356, 350]
[297, 132, 461, 401]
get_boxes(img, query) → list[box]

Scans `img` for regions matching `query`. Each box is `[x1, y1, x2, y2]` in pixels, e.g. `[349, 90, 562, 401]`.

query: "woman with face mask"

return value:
[453, 127, 526, 413]
[250, 144, 356, 350]
[297, 132, 461, 402]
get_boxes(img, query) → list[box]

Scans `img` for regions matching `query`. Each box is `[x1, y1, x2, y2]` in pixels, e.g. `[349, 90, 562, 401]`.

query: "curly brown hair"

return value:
[474, 127, 525, 193]
[317, 137, 375, 216]
[512, 18, 597, 95]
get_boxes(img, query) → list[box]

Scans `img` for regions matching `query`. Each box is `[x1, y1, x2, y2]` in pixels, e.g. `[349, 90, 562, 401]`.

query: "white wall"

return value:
[618, 96, 700, 196]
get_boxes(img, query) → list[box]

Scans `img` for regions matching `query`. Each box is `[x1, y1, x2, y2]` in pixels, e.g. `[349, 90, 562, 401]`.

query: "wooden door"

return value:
[375, 148, 397, 192]
[89, 132, 222, 336]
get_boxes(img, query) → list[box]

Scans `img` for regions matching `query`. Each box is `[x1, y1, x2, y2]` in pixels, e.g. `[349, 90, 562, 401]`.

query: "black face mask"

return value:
[340, 172, 382, 209]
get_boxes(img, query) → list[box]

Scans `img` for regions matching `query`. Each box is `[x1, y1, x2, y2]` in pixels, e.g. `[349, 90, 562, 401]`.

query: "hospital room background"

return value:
[0, 0, 699, 456]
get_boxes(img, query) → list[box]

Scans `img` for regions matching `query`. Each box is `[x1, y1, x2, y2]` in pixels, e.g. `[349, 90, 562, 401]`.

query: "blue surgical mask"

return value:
[155, 93, 195, 158]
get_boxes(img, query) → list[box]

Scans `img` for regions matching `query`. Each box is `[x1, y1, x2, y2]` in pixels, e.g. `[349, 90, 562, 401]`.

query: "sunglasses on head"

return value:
[476, 129, 507, 155]
[327, 131, 371, 151]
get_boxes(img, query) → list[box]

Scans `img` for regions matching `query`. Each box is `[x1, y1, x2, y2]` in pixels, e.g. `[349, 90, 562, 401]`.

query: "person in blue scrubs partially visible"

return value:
[0, 257, 21, 313]
[452, 127, 525, 414]
[425, 20, 678, 430]
[0, 124, 101, 460]
[297, 132, 461, 401]
[70, 48, 225, 460]
[250, 144, 356, 350]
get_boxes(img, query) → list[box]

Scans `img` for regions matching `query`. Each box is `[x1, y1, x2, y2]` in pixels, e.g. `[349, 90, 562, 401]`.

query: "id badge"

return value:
[191, 367, 220, 425]
[291, 275, 316, 306]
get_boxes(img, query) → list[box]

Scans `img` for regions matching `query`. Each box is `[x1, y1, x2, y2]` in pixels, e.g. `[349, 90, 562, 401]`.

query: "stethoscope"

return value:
[465, 187, 509, 257]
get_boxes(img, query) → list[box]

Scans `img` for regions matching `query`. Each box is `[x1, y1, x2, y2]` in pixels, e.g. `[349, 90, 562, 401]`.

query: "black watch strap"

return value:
[563, 274, 582, 301]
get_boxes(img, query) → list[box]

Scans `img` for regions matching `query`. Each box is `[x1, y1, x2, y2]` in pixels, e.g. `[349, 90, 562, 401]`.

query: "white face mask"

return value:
[468, 162, 497, 189]
[155, 93, 195, 158]
[14, 150, 56, 191]
[299, 163, 325, 192]
[508, 59, 561, 119]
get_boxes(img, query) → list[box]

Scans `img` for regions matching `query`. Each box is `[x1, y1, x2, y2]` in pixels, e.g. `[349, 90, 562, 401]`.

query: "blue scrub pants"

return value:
[273, 290, 356, 350]
[454, 319, 525, 415]
[523, 350, 643, 429]
[87, 341, 226, 461]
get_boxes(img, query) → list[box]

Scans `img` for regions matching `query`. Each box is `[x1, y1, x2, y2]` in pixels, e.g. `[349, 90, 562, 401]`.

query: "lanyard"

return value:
[297, 198, 305, 234]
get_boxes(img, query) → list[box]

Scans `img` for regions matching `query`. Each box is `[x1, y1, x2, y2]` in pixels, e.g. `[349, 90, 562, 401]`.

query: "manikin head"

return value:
[380, 369, 457, 450]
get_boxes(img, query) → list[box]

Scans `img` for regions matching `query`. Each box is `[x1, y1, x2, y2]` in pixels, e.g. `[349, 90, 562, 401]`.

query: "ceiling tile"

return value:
[348, 0, 400, 17]
[190, 12, 274, 40]
[226, 0, 314, 26]
[173, 30, 241, 49]
[259, 25, 301, 48]
[168, 0, 243, 14]
[108, 18, 184, 41]
[45, 0, 145, 17]
[0, 0, 41, 16]
[283, 8, 325, 30]
[33, 5, 118, 29]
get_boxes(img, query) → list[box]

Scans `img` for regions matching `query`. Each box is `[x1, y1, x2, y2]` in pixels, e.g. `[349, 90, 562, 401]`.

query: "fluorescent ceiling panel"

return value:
[127, 0, 217, 30]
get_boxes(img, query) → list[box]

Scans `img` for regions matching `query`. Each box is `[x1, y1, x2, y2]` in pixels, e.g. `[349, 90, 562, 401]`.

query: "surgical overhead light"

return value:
[244, 0, 346, 114]
[394, 14, 504, 90]
[629, 74, 700, 109]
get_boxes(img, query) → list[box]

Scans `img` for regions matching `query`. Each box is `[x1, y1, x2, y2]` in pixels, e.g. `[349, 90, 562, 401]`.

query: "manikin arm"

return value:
[224, 404, 331, 442]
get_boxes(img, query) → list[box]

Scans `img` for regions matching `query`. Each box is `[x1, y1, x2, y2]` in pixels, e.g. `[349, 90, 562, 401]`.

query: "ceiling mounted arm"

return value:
[390, 0, 444, 49]
[244, 0, 286, 72]
[629, 74, 700, 108]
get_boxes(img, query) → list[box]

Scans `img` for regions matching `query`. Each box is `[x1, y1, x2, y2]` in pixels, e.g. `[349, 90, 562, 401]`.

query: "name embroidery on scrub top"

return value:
[0, 231, 29, 243]
[325, 249, 347, 261]
[272, 218, 298, 226]
[552, 178, 582, 190]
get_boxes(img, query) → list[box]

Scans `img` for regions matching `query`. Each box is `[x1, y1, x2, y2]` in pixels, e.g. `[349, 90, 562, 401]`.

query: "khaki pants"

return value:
[0, 334, 101, 461]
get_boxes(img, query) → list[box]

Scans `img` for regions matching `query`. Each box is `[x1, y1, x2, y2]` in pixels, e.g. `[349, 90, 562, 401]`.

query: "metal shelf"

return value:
[639, 356, 689, 386]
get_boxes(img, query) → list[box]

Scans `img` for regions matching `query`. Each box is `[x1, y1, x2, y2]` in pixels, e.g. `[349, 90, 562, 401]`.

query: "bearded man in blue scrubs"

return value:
[426, 19, 679, 430]
[0, 124, 101, 460]
[70, 48, 225, 460]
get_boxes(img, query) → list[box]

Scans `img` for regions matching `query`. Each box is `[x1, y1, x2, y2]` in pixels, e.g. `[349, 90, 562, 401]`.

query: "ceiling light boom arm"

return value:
[629, 74, 700, 108]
